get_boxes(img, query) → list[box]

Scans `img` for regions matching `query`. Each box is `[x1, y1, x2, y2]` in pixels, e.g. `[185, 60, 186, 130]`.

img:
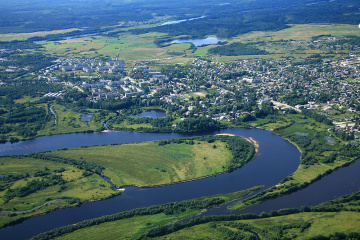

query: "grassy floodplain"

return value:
[32, 188, 360, 240]
[37, 104, 109, 136]
[32, 186, 263, 240]
[151, 212, 360, 240]
[0, 156, 118, 228]
[0, 136, 254, 228]
[51, 138, 236, 187]
[225, 112, 357, 211]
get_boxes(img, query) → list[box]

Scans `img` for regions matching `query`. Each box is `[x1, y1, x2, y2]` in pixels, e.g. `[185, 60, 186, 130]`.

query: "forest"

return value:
[208, 42, 268, 56]
[0, 0, 359, 42]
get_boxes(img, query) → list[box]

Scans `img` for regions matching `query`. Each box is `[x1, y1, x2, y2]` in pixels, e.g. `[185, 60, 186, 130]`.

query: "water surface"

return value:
[169, 37, 224, 46]
[0, 128, 301, 239]
[130, 109, 167, 118]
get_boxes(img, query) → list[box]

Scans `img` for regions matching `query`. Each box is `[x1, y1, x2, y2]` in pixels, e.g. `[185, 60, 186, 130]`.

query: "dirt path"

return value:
[0, 199, 63, 216]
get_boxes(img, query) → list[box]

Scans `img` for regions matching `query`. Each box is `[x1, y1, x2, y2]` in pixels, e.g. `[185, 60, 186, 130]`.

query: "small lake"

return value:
[130, 109, 167, 118]
[81, 114, 92, 123]
[169, 37, 224, 47]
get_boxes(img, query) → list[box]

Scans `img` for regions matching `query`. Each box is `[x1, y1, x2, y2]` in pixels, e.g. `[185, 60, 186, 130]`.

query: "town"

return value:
[33, 45, 360, 138]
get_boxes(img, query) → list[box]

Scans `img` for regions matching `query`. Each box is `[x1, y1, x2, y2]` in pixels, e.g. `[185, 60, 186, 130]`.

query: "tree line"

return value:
[209, 42, 268, 56]
[32, 197, 225, 240]
[3, 174, 66, 203]
[158, 135, 255, 171]
[26, 153, 104, 174]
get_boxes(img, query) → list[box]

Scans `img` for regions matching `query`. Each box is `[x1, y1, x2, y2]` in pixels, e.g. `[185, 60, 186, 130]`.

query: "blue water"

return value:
[0, 128, 300, 239]
[130, 109, 167, 118]
[0, 128, 359, 240]
[169, 37, 224, 46]
[160, 16, 206, 26]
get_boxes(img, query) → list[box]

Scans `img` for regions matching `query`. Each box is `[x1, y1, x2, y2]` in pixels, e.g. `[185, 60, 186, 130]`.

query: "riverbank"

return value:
[0, 128, 301, 240]
[49, 135, 254, 188]
[216, 133, 259, 153]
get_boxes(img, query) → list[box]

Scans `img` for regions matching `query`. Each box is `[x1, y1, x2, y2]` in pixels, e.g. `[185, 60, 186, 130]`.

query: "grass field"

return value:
[231, 113, 355, 210]
[55, 211, 199, 240]
[112, 119, 154, 129]
[1, 23, 359, 63]
[0, 156, 118, 228]
[52, 139, 234, 187]
[39, 186, 262, 240]
[13, 96, 42, 104]
[153, 212, 360, 240]
[37, 104, 106, 136]
[0, 28, 79, 42]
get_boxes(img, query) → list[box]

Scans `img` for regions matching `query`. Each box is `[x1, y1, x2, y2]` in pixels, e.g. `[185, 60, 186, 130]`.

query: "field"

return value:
[0, 22, 359, 66]
[38, 32, 168, 60]
[36, 186, 262, 240]
[0, 28, 79, 42]
[55, 212, 199, 240]
[51, 139, 234, 187]
[111, 119, 154, 130]
[0, 156, 118, 228]
[229, 112, 359, 211]
[2, 22, 358, 64]
[153, 212, 360, 240]
[37, 104, 108, 136]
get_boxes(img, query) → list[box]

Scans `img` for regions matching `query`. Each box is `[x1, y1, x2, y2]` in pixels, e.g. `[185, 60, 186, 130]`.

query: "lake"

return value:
[160, 16, 206, 26]
[130, 109, 167, 118]
[169, 37, 224, 46]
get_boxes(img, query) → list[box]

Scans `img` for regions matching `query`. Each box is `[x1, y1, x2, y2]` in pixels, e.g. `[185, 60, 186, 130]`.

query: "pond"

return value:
[130, 109, 168, 118]
[80, 114, 92, 123]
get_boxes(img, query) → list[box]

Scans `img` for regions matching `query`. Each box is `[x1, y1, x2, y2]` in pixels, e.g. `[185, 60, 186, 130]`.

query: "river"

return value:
[0, 128, 359, 239]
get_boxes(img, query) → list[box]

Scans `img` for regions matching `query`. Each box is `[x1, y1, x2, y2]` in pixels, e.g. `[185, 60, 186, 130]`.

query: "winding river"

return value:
[0, 127, 359, 239]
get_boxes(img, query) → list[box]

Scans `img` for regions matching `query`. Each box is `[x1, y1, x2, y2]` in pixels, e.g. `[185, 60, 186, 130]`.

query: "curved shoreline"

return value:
[0, 128, 303, 239]
[115, 135, 258, 189]
[216, 133, 259, 153]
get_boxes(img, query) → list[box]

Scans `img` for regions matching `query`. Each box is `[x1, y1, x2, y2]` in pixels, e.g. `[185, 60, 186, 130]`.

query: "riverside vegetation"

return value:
[0, 135, 254, 227]
[1, 0, 360, 238]
[31, 188, 360, 240]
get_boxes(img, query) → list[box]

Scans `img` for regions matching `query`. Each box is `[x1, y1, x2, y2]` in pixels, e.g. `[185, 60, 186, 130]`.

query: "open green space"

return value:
[31, 186, 262, 240]
[33, 188, 360, 240]
[2, 23, 358, 63]
[0, 156, 119, 228]
[111, 119, 154, 130]
[51, 135, 253, 187]
[229, 112, 358, 211]
[0, 28, 79, 42]
[55, 212, 199, 240]
[37, 104, 108, 136]
[153, 212, 360, 240]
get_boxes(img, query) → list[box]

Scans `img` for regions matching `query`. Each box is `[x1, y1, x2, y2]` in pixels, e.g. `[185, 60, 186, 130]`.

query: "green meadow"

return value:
[52, 139, 234, 187]
[153, 212, 360, 240]
[0, 156, 118, 228]
[37, 104, 107, 136]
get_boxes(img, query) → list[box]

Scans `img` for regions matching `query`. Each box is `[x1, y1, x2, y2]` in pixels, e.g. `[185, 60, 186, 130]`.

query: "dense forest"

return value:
[131, 0, 360, 39]
[1, 0, 360, 41]
[208, 43, 268, 56]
